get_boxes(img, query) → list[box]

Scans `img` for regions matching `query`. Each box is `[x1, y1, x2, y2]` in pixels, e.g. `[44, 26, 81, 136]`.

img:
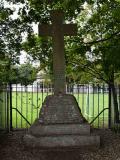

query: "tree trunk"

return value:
[109, 78, 120, 123]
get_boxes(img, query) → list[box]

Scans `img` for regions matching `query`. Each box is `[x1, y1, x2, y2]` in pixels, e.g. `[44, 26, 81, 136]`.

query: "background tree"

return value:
[18, 63, 37, 86]
[66, 0, 120, 122]
[0, 1, 34, 83]
[22, 35, 53, 75]
[7, 63, 37, 86]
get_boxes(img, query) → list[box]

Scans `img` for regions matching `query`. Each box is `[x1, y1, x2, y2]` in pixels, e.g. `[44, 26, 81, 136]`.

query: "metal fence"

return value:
[1, 82, 120, 131]
[10, 82, 112, 130]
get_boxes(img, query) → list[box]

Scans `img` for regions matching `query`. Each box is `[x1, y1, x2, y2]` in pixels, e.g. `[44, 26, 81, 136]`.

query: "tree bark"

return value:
[109, 77, 120, 123]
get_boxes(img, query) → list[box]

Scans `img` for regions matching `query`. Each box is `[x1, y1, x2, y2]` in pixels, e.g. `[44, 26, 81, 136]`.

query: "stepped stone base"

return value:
[24, 94, 100, 149]
[29, 121, 90, 136]
[24, 134, 100, 150]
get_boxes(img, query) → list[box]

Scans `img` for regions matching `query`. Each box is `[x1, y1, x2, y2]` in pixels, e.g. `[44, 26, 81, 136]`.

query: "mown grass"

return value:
[11, 91, 109, 129]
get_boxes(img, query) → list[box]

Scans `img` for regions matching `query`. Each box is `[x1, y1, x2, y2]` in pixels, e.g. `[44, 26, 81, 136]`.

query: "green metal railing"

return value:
[90, 108, 109, 124]
[12, 108, 31, 126]
[1, 82, 120, 132]
[9, 83, 113, 130]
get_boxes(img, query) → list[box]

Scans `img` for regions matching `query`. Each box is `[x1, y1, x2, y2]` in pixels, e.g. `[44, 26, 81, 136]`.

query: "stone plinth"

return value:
[24, 134, 100, 150]
[38, 94, 86, 124]
[24, 94, 100, 149]
[29, 123, 90, 136]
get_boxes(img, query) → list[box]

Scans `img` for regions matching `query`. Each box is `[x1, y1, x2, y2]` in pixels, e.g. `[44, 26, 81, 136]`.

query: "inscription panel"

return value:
[39, 94, 85, 124]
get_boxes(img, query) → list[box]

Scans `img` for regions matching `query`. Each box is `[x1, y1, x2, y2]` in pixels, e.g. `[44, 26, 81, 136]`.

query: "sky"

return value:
[19, 51, 28, 64]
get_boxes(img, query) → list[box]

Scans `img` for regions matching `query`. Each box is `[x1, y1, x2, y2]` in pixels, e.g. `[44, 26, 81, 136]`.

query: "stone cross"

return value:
[38, 10, 77, 94]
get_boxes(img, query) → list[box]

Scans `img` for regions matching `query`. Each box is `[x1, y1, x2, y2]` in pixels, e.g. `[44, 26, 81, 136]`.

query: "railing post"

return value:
[118, 84, 120, 120]
[9, 83, 13, 131]
[42, 81, 44, 104]
[6, 84, 10, 132]
[108, 83, 111, 129]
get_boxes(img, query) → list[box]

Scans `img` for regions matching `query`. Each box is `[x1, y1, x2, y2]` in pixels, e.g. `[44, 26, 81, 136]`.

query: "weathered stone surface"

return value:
[29, 123, 90, 136]
[24, 94, 100, 149]
[38, 94, 86, 124]
[24, 134, 100, 149]
[39, 10, 77, 94]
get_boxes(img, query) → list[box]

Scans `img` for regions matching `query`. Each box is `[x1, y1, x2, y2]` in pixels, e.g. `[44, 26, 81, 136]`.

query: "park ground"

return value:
[0, 91, 109, 129]
[11, 92, 109, 128]
[0, 129, 120, 160]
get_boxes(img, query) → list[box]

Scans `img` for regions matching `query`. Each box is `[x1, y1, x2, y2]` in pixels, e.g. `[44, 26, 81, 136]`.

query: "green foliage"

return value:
[17, 63, 37, 86]
[27, 0, 85, 20]
[22, 35, 53, 73]
[0, 7, 22, 63]
[69, 0, 120, 84]
[0, 1, 34, 83]
[19, 0, 120, 85]
[3, 63, 37, 86]
[1, 0, 120, 85]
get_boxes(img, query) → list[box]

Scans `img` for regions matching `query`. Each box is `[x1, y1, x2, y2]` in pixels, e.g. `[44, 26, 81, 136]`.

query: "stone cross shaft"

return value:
[38, 10, 77, 94]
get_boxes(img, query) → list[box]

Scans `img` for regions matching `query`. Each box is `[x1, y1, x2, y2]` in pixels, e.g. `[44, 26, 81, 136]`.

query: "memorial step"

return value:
[29, 122, 90, 136]
[24, 134, 100, 149]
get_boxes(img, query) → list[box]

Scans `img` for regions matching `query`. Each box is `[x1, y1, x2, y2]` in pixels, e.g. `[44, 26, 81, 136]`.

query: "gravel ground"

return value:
[0, 129, 120, 160]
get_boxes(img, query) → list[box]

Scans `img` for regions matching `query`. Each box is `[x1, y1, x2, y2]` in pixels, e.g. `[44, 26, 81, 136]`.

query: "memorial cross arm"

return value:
[38, 24, 77, 36]
[38, 24, 52, 36]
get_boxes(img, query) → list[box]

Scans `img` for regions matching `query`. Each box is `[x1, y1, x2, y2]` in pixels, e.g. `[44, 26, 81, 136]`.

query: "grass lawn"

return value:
[11, 91, 109, 129]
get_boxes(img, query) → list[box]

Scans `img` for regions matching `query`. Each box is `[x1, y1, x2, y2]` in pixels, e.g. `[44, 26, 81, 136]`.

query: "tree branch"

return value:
[84, 31, 120, 45]
[71, 60, 108, 83]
